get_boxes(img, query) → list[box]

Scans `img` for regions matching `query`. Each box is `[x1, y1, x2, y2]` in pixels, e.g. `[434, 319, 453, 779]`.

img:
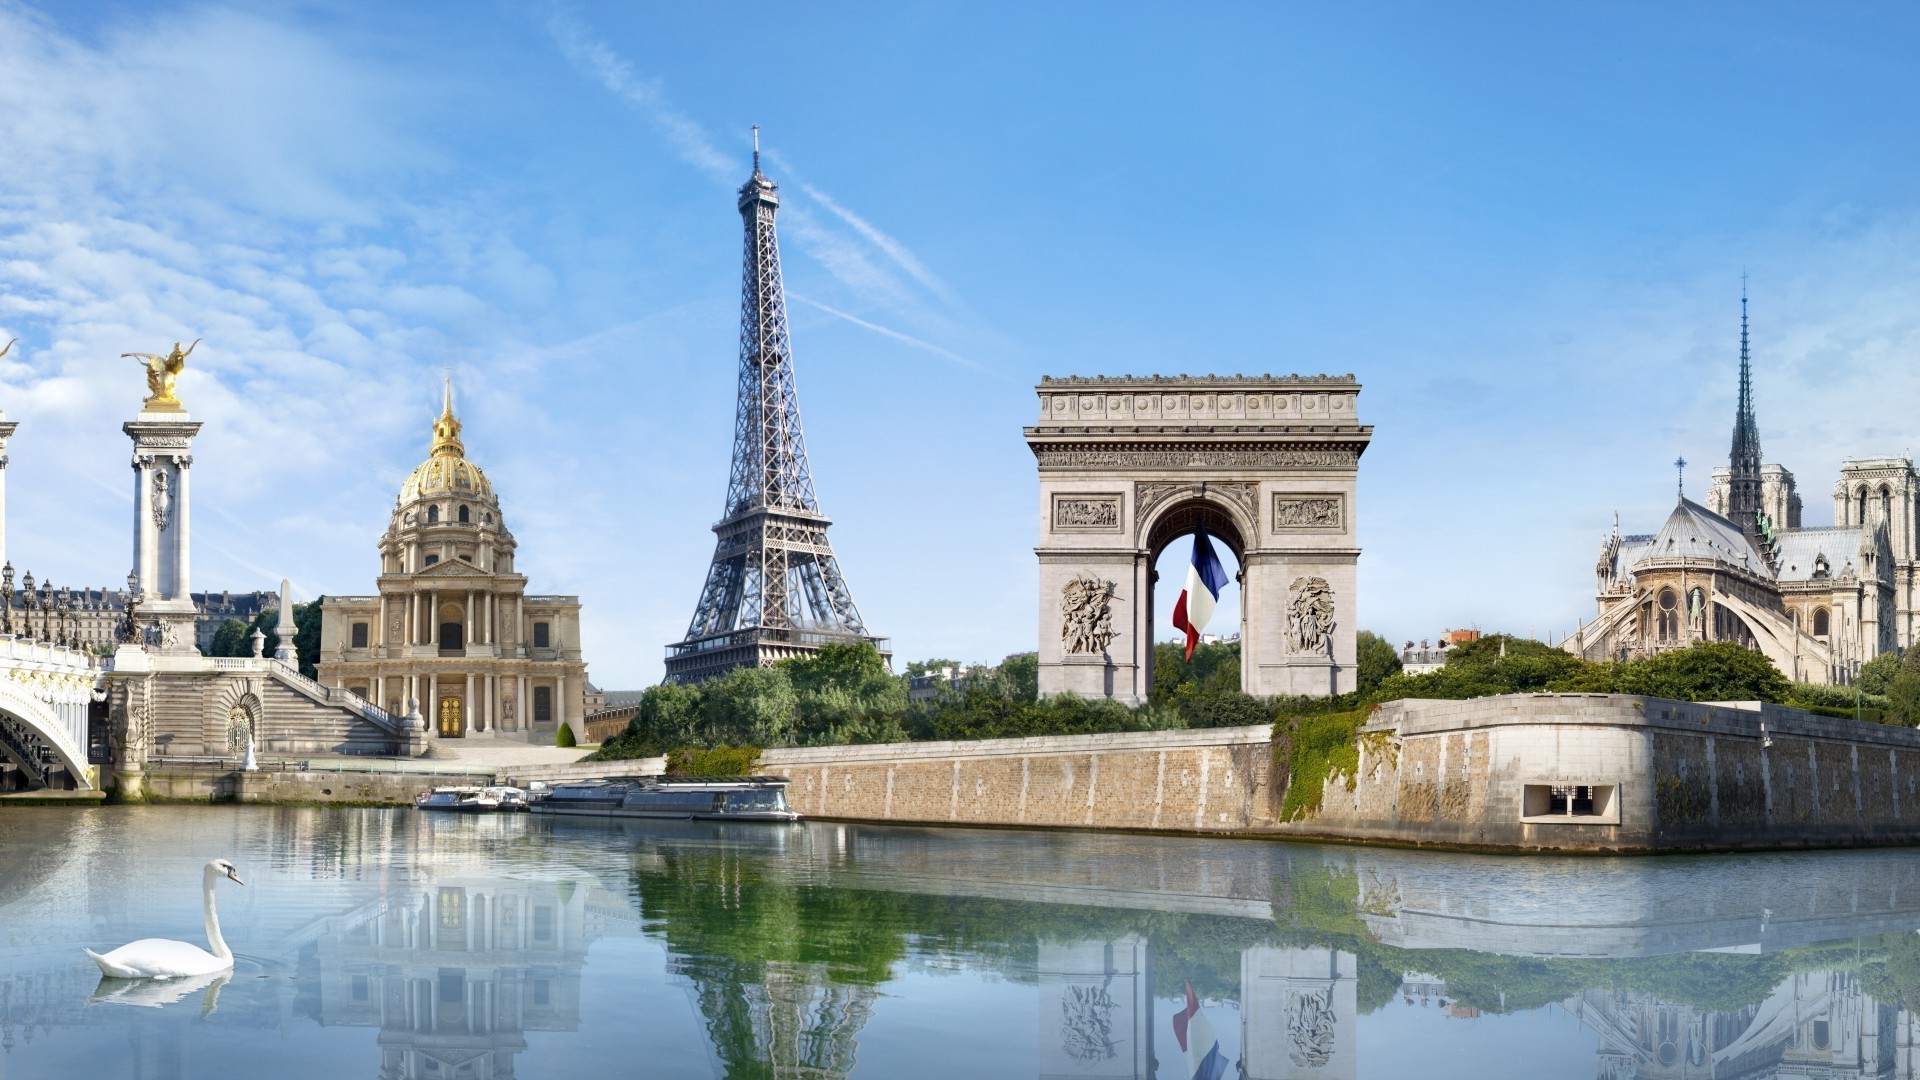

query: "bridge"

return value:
[0, 635, 103, 791]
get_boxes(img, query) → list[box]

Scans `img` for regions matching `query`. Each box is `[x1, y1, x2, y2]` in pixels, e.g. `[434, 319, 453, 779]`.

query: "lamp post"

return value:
[0, 562, 11, 636]
[21, 571, 36, 642]
[117, 570, 138, 645]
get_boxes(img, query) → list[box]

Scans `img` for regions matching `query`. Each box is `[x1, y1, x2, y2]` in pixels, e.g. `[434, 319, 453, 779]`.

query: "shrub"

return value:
[1277, 709, 1369, 821]
[666, 746, 762, 776]
[1601, 641, 1791, 704]
[555, 723, 576, 748]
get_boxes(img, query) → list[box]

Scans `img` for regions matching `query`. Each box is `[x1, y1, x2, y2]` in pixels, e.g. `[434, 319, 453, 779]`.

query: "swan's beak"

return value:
[226, 870, 245, 886]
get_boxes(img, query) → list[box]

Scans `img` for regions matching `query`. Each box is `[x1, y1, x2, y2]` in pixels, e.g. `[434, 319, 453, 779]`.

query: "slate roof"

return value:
[1774, 526, 1870, 582]
[1628, 497, 1770, 573]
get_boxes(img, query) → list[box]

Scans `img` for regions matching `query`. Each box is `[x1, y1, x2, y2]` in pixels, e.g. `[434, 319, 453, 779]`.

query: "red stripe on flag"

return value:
[1172, 591, 1199, 660]
[1173, 981, 1199, 1053]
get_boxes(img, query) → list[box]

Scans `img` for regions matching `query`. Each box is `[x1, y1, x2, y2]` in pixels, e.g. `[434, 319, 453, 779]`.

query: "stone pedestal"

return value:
[124, 411, 203, 655]
[403, 697, 429, 757]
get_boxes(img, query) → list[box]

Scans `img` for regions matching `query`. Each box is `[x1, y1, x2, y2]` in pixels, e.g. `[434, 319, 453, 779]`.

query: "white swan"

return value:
[85, 859, 245, 979]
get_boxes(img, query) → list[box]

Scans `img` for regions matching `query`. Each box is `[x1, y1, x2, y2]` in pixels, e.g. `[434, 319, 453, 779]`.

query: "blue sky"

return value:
[3, 2, 1920, 687]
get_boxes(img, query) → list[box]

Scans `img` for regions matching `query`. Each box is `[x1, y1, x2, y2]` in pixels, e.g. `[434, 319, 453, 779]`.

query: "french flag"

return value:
[1173, 982, 1229, 1080]
[1170, 526, 1229, 660]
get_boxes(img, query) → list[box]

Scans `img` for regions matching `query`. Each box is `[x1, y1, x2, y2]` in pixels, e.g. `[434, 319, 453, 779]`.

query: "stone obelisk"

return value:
[123, 341, 203, 655]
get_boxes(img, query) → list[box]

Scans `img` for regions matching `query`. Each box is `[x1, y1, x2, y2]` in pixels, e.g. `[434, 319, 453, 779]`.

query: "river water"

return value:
[4, 807, 1920, 1079]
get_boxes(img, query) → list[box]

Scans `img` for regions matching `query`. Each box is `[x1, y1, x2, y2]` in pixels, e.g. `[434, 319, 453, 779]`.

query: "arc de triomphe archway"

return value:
[1026, 375, 1371, 704]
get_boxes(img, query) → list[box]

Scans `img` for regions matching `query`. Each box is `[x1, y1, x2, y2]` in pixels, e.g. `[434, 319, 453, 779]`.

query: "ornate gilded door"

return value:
[438, 695, 463, 737]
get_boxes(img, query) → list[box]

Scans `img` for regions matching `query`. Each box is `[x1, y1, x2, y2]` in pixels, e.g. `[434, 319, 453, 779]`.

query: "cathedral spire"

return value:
[1728, 282, 1767, 553]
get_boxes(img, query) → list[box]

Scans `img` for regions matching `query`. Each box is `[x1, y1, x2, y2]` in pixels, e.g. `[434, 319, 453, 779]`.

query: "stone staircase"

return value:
[255, 670, 399, 755]
[144, 659, 405, 760]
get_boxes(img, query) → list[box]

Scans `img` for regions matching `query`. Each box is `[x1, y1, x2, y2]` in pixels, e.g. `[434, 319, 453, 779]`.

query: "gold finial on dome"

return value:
[399, 373, 497, 505]
[430, 375, 464, 457]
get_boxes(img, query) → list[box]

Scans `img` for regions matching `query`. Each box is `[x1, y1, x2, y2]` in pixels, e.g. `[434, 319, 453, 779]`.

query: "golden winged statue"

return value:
[0, 339, 15, 359]
[121, 339, 199, 411]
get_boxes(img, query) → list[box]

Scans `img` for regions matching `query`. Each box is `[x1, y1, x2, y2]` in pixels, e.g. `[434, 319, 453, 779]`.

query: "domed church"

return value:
[318, 381, 590, 742]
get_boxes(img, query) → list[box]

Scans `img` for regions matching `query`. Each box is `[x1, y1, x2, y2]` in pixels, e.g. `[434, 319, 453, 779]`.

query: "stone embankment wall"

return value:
[137, 755, 665, 805]
[1299, 694, 1920, 852]
[143, 765, 442, 804]
[759, 726, 1280, 833]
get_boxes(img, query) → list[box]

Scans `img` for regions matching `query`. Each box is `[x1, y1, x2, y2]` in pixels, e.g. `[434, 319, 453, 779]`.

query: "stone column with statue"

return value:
[120, 341, 204, 656]
[0, 338, 18, 572]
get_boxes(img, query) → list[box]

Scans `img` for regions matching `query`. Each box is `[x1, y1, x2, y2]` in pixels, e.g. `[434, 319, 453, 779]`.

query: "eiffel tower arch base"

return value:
[1026, 376, 1372, 705]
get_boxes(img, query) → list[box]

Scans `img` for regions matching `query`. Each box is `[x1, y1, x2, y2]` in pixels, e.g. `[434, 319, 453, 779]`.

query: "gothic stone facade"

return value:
[1567, 317, 1909, 684]
[1026, 375, 1371, 704]
[317, 386, 589, 742]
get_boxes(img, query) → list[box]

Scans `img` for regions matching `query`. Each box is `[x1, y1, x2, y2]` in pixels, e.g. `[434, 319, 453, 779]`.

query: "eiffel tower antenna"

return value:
[667, 139, 887, 683]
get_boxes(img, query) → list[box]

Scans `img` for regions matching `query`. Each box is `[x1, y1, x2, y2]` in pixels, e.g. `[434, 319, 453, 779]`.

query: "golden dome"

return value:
[398, 379, 498, 505]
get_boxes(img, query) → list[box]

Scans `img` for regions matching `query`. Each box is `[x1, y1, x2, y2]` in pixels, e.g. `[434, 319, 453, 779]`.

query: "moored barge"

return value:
[529, 776, 800, 822]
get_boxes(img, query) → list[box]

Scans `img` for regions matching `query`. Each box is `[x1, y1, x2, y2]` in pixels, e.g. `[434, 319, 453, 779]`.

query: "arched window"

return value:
[1882, 486, 1893, 526]
[458, 504, 470, 523]
[1657, 589, 1678, 641]
[1814, 608, 1830, 636]
[1859, 487, 1871, 525]
[427, 504, 440, 524]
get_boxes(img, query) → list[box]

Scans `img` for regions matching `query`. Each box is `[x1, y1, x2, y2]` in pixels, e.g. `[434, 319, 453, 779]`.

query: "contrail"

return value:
[790, 293, 1003, 380]
[540, 6, 736, 185]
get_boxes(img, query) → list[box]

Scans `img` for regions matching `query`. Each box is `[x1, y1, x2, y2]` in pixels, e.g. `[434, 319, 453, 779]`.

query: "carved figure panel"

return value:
[1052, 494, 1122, 531]
[1286, 989, 1337, 1068]
[225, 705, 254, 755]
[1214, 481, 1258, 527]
[1060, 984, 1120, 1062]
[1134, 482, 1186, 534]
[1060, 573, 1117, 656]
[1287, 576, 1336, 656]
[1273, 493, 1344, 531]
[151, 471, 172, 530]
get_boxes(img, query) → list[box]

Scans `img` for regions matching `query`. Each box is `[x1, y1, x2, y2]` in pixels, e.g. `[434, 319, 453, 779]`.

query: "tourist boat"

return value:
[487, 786, 530, 812]
[414, 786, 497, 812]
[529, 776, 800, 822]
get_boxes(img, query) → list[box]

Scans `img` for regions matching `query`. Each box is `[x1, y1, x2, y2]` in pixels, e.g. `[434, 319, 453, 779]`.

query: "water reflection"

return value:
[302, 876, 604, 1079]
[7, 808, 1920, 1078]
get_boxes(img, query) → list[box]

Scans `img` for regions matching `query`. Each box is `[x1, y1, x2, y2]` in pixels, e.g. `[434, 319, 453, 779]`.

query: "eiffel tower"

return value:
[666, 132, 886, 684]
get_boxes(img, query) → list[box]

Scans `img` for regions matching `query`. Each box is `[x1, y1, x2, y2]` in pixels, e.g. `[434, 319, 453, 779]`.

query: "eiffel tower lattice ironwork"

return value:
[666, 133, 886, 684]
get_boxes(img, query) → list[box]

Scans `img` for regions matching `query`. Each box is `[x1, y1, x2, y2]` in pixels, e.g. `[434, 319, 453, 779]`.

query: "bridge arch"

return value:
[0, 675, 94, 789]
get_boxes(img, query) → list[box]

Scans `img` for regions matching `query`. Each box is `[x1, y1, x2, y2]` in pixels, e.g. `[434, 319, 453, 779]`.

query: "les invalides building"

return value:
[317, 382, 590, 742]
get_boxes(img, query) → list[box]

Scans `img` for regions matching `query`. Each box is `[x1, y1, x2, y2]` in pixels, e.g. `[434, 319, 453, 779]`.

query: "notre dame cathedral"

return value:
[1565, 297, 1915, 685]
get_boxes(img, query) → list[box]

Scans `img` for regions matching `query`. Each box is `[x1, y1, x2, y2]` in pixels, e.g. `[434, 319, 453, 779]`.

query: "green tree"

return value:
[702, 666, 798, 747]
[293, 599, 323, 679]
[1354, 631, 1402, 695]
[1603, 641, 1791, 704]
[207, 617, 251, 658]
[1860, 650, 1904, 697]
[995, 652, 1039, 703]
[1888, 648, 1920, 727]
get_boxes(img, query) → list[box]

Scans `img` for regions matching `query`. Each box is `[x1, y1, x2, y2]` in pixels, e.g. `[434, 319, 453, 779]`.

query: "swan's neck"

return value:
[202, 870, 232, 962]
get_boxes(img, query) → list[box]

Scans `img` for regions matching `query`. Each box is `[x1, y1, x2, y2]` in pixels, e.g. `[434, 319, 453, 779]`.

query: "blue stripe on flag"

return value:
[1192, 526, 1229, 599]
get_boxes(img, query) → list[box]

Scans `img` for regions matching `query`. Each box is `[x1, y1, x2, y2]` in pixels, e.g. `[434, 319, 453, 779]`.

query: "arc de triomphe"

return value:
[1026, 375, 1372, 703]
